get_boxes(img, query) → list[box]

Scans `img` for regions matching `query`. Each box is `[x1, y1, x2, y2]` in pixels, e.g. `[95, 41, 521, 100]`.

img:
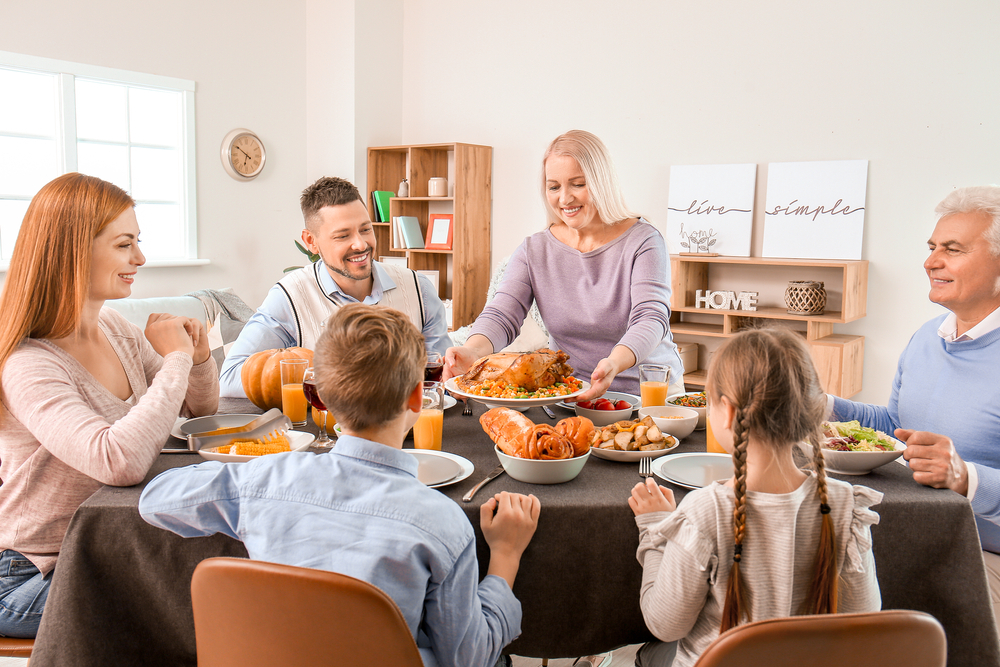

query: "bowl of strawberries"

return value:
[573, 392, 639, 427]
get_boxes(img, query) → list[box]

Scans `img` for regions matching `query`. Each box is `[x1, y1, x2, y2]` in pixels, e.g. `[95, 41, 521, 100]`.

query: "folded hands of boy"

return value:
[481, 492, 541, 588]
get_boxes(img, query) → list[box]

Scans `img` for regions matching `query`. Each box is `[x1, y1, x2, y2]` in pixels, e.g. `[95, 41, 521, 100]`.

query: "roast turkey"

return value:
[456, 348, 574, 392]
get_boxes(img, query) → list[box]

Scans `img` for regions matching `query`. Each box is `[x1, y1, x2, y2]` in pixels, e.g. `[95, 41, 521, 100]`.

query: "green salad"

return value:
[822, 420, 897, 452]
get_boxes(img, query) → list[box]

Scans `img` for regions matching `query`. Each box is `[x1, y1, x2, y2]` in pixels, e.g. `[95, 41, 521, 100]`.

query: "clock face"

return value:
[230, 135, 263, 176]
[221, 129, 266, 180]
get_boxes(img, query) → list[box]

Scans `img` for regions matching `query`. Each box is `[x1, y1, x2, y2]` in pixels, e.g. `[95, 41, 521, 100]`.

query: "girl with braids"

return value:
[627, 329, 882, 667]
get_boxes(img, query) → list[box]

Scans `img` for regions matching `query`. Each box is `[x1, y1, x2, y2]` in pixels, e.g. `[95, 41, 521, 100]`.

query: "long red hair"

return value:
[0, 173, 134, 378]
[706, 328, 838, 632]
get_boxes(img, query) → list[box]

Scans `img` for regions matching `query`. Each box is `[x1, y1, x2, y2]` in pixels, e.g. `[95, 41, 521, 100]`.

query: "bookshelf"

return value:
[670, 255, 869, 397]
[366, 143, 492, 329]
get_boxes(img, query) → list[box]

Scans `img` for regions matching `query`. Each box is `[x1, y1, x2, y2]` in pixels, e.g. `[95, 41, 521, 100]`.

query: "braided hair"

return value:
[706, 329, 835, 632]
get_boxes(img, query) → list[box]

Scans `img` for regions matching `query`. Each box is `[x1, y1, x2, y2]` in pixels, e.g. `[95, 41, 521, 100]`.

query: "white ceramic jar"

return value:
[428, 177, 448, 197]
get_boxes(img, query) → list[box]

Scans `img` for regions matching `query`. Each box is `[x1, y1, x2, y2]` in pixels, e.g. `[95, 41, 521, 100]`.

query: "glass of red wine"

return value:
[302, 367, 332, 448]
[425, 352, 444, 383]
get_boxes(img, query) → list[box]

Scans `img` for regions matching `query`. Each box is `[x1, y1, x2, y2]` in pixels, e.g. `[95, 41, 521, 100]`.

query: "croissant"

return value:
[554, 416, 595, 457]
[480, 407, 576, 460]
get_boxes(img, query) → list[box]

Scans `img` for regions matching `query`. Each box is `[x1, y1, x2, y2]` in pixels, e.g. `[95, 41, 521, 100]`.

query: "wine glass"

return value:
[302, 367, 333, 449]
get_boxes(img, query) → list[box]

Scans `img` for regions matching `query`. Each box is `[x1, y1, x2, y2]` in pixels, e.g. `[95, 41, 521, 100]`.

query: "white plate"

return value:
[588, 435, 679, 462]
[407, 449, 475, 488]
[651, 452, 733, 489]
[442, 394, 458, 410]
[196, 431, 317, 463]
[444, 377, 589, 408]
[170, 417, 188, 440]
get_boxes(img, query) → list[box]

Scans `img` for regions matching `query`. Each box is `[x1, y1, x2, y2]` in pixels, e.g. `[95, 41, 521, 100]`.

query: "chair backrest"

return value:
[693, 610, 947, 667]
[0, 636, 34, 658]
[191, 557, 424, 667]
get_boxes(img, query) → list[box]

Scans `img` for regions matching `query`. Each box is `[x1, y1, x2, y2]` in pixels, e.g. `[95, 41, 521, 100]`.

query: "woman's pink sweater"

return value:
[0, 308, 218, 573]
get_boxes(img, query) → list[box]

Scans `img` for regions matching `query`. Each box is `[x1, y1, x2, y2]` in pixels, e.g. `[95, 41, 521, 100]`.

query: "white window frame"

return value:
[0, 50, 207, 270]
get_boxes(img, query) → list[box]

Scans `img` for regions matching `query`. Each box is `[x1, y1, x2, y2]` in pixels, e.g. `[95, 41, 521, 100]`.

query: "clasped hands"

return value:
[895, 428, 970, 497]
[629, 477, 677, 516]
[144, 313, 212, 365]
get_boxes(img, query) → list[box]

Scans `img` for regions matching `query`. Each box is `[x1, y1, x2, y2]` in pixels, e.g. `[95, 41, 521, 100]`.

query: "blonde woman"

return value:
[0, 173, 218, 638]
[629, 329, 882, 667]
[444, 130, 684, 402]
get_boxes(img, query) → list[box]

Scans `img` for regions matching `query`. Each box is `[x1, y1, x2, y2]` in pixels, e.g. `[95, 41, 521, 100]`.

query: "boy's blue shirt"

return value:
[139, 435, 520, 667]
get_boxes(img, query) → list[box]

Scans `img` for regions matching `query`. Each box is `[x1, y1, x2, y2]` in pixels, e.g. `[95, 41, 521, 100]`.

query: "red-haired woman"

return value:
[627, 329, 882, 667]
[0, 173, 218, 638]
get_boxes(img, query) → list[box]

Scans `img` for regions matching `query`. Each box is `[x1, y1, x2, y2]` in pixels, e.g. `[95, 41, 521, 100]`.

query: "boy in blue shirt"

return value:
[140, 304, 540, 667]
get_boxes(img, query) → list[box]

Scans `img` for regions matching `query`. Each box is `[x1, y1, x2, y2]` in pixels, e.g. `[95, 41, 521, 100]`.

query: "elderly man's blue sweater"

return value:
[833, 314, 1000, 553]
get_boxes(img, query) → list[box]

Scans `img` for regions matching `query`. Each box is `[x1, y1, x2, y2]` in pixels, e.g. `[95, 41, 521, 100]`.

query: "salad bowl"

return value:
[817, 420, 906, 475]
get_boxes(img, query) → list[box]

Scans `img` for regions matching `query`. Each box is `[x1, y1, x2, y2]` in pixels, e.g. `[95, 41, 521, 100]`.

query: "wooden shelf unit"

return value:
[366, 143, 492, 329]
[670, 255, 869, 397]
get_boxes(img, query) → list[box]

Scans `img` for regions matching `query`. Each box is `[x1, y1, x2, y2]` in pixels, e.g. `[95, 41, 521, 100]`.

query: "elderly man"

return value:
[830, 185, 1000, 625]
[220, 176, 452, 398]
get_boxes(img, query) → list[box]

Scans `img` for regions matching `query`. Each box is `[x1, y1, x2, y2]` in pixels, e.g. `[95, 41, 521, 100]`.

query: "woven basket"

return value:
[784, 281, 826, 315]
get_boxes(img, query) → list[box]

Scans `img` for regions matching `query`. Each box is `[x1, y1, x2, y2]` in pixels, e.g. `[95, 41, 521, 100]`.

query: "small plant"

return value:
[679, 223, 717, 253]
[283, 240, 320, 273]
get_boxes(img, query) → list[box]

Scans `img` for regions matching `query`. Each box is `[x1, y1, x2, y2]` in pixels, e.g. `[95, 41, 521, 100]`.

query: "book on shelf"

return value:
[397, 216, 425, 249]
[372, 190, 394, 222]
[392, 215, 406, 248]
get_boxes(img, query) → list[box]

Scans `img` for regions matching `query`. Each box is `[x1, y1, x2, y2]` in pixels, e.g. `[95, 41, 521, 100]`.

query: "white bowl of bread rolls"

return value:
[480, 407, 592, 484]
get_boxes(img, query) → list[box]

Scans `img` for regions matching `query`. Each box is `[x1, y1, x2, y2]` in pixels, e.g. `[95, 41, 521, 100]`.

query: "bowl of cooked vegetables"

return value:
[817, 420, 906, 475]
[637, 406, 699, 440]
[669, 392, 707, 429]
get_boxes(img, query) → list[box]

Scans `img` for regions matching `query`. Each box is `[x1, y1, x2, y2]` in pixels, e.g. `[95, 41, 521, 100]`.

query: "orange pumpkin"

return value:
[241, 347, 315, 411]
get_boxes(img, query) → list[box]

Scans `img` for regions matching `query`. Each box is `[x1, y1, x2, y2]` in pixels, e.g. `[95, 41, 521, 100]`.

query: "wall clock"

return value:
[221, 128, 266, 181]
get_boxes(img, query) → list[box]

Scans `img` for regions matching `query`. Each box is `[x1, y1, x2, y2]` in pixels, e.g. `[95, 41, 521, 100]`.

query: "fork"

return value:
[461, 396, 473, 416]
[639, 456, 653, 480]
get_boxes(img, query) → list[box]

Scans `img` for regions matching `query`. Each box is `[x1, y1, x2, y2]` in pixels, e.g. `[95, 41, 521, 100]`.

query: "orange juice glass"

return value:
[279, 359, 309, 427]
[639, 364, 670, 407]
[414, 381, 445, 450]
[706, 410, 726, 453]
[414, 409, 444, 450]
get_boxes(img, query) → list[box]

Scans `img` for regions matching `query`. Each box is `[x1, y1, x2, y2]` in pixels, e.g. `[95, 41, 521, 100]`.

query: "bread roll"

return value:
[480, 407, 575, 460]
[554, 416, 595, 457]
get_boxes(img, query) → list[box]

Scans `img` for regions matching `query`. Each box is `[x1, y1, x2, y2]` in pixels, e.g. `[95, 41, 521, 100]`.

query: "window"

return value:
[0, 51, 201, 267]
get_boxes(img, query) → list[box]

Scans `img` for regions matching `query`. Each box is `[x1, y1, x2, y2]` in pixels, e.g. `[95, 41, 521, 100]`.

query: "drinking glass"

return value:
[279, 359, 309, 427]
[424, 352, 444, 383]
[639, 364, 670, 407]
[302, 367, 333, 449]
[413, 381, 444, 450]
[706, 405, 726, 454]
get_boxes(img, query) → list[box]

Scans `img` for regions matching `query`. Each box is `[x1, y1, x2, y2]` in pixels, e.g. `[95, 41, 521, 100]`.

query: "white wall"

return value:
[399, 0, 1000, 403]
[4, 0, 998, 405]
[1, 0, 309, 309]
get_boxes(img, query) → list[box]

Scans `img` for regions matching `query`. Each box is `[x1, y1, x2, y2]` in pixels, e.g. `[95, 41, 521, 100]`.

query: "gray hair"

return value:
[541, 130, 639, 226]
[935, 185, 1000, 257]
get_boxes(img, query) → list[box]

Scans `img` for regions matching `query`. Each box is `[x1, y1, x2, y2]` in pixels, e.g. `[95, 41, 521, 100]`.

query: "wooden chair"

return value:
[0, 636, 33, 658]
[693, 609, 946, 667]
[191, 557, 423, 667]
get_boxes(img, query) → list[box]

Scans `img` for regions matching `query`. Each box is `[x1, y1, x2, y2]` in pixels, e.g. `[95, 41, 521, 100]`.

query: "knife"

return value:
[462, 464, 506, 503]
[541, 405, 556, 420]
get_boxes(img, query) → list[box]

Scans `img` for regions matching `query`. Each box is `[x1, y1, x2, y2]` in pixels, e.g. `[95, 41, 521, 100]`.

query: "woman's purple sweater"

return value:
[470, 220, 682, 394]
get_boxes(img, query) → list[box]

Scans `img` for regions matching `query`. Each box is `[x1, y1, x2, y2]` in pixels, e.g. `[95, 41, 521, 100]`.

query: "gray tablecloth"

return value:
[30, 400, 1000, 666]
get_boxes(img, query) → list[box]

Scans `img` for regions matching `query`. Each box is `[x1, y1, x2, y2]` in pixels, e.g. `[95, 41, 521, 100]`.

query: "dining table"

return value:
[29, 398, 1000, 667]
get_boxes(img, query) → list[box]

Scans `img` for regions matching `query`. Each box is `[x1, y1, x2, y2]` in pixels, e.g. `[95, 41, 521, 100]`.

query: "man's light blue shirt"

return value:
[138, 436, 521, 667]
[220, 262, 451, 397]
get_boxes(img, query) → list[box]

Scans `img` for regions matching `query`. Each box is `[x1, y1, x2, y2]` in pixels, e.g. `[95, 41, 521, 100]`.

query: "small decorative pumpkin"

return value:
[241, 347, 314, 411]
